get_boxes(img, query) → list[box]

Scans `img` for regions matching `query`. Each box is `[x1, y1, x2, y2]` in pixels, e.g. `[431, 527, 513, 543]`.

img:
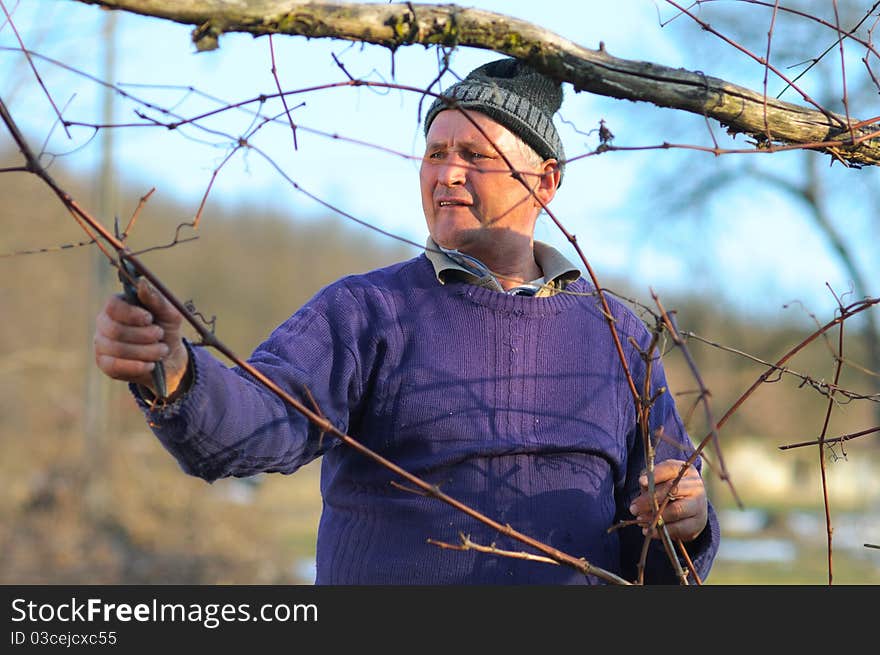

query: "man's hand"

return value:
[94, 278, 189, 398]
[629, 459, 708, 543]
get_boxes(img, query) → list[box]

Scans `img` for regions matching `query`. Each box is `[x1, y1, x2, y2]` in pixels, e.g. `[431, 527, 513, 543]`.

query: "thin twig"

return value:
[681, 330, 879, 404]
[815, 287, 848, 586]
[120, 187, 156, 240]
[652, 292, 740, 507]
[269, 34, 299, 150]
[710, 297, 880, 440]
[677, 538, 703, 585]
[779, 425, 879, 451]
[0, 0, 70, 138]
[761, 1, 781, 144]
[832, 1, 857, 144]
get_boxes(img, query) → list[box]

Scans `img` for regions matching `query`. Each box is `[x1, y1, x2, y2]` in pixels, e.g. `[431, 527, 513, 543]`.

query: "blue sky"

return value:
[2, 0, 874, 323]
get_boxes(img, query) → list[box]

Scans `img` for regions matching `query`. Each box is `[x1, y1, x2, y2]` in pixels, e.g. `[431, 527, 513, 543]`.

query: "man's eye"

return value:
[428, 151, 445, 160]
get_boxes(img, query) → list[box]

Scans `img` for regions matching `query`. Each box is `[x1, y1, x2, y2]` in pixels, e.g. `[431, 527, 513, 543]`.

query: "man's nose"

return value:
[437, 154, 466, 186]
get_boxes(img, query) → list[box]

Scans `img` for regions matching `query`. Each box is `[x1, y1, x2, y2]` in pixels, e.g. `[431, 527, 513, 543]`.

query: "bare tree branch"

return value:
[74, 0, 880, 166]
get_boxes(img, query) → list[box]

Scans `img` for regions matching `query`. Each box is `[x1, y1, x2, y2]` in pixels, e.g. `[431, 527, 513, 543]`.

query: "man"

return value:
[94, 57, 720, 584]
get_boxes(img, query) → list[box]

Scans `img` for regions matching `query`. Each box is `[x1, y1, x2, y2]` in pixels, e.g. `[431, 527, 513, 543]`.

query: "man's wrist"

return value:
[166, 356, 194, 402]
[136, 352, 193, 403]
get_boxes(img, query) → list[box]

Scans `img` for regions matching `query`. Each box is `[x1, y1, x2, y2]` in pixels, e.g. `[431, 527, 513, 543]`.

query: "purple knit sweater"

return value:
[138, 254, 720, 584]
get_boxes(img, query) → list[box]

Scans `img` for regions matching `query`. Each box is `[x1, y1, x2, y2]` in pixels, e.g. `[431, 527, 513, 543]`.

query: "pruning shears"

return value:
[115, 217, 167, 398]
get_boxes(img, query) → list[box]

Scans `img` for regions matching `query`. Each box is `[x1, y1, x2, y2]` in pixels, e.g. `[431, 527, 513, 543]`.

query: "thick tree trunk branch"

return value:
[75, 0, 880, 166]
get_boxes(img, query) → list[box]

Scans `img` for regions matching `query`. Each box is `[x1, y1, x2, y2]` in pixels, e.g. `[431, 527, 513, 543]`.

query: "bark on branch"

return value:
[75, 0, 880, 165]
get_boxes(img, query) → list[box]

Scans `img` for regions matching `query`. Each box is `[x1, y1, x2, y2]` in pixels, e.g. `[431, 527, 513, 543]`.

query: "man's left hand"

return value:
[629, 459, 708, 542]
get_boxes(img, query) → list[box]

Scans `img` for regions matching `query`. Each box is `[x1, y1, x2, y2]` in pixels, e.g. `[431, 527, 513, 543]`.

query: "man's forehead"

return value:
[424, 110, 515, 148]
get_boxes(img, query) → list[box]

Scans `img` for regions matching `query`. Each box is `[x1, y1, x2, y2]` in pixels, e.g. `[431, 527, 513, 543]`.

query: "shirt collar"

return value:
[424, 236, 581, 297]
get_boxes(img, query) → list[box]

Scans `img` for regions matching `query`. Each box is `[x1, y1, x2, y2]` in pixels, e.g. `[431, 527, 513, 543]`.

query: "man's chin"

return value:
[430, 227, 485, 252]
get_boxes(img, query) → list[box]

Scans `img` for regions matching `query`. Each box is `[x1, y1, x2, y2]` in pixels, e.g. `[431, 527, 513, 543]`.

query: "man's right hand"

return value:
[94, 277, 190, 399]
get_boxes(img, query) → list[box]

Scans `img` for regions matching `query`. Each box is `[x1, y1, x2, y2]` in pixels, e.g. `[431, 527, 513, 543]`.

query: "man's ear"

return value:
[533, 159, 560, 207]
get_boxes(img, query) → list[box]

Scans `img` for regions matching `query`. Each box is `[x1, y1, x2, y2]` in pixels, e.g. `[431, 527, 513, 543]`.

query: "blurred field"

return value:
[707, 503, 880, 585]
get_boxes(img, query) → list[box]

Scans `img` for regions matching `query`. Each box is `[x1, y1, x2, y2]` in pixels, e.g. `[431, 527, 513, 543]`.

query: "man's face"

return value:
[420, 109, 555, 255]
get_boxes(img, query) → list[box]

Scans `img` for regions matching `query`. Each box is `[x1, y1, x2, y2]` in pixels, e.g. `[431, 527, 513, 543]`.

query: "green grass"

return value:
[706, 501, 880, 585]
[708, 547, 880, 585]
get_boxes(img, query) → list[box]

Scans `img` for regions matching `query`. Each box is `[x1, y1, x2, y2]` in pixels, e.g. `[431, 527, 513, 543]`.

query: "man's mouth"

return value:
[437, 199, 470, 208]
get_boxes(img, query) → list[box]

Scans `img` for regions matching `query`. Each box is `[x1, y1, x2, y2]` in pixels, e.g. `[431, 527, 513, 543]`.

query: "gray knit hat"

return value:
[423, 57, 565, 181]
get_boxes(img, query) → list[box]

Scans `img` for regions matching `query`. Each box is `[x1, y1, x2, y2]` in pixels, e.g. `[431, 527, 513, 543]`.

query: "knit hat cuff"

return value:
[426, 81, 565, 168]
